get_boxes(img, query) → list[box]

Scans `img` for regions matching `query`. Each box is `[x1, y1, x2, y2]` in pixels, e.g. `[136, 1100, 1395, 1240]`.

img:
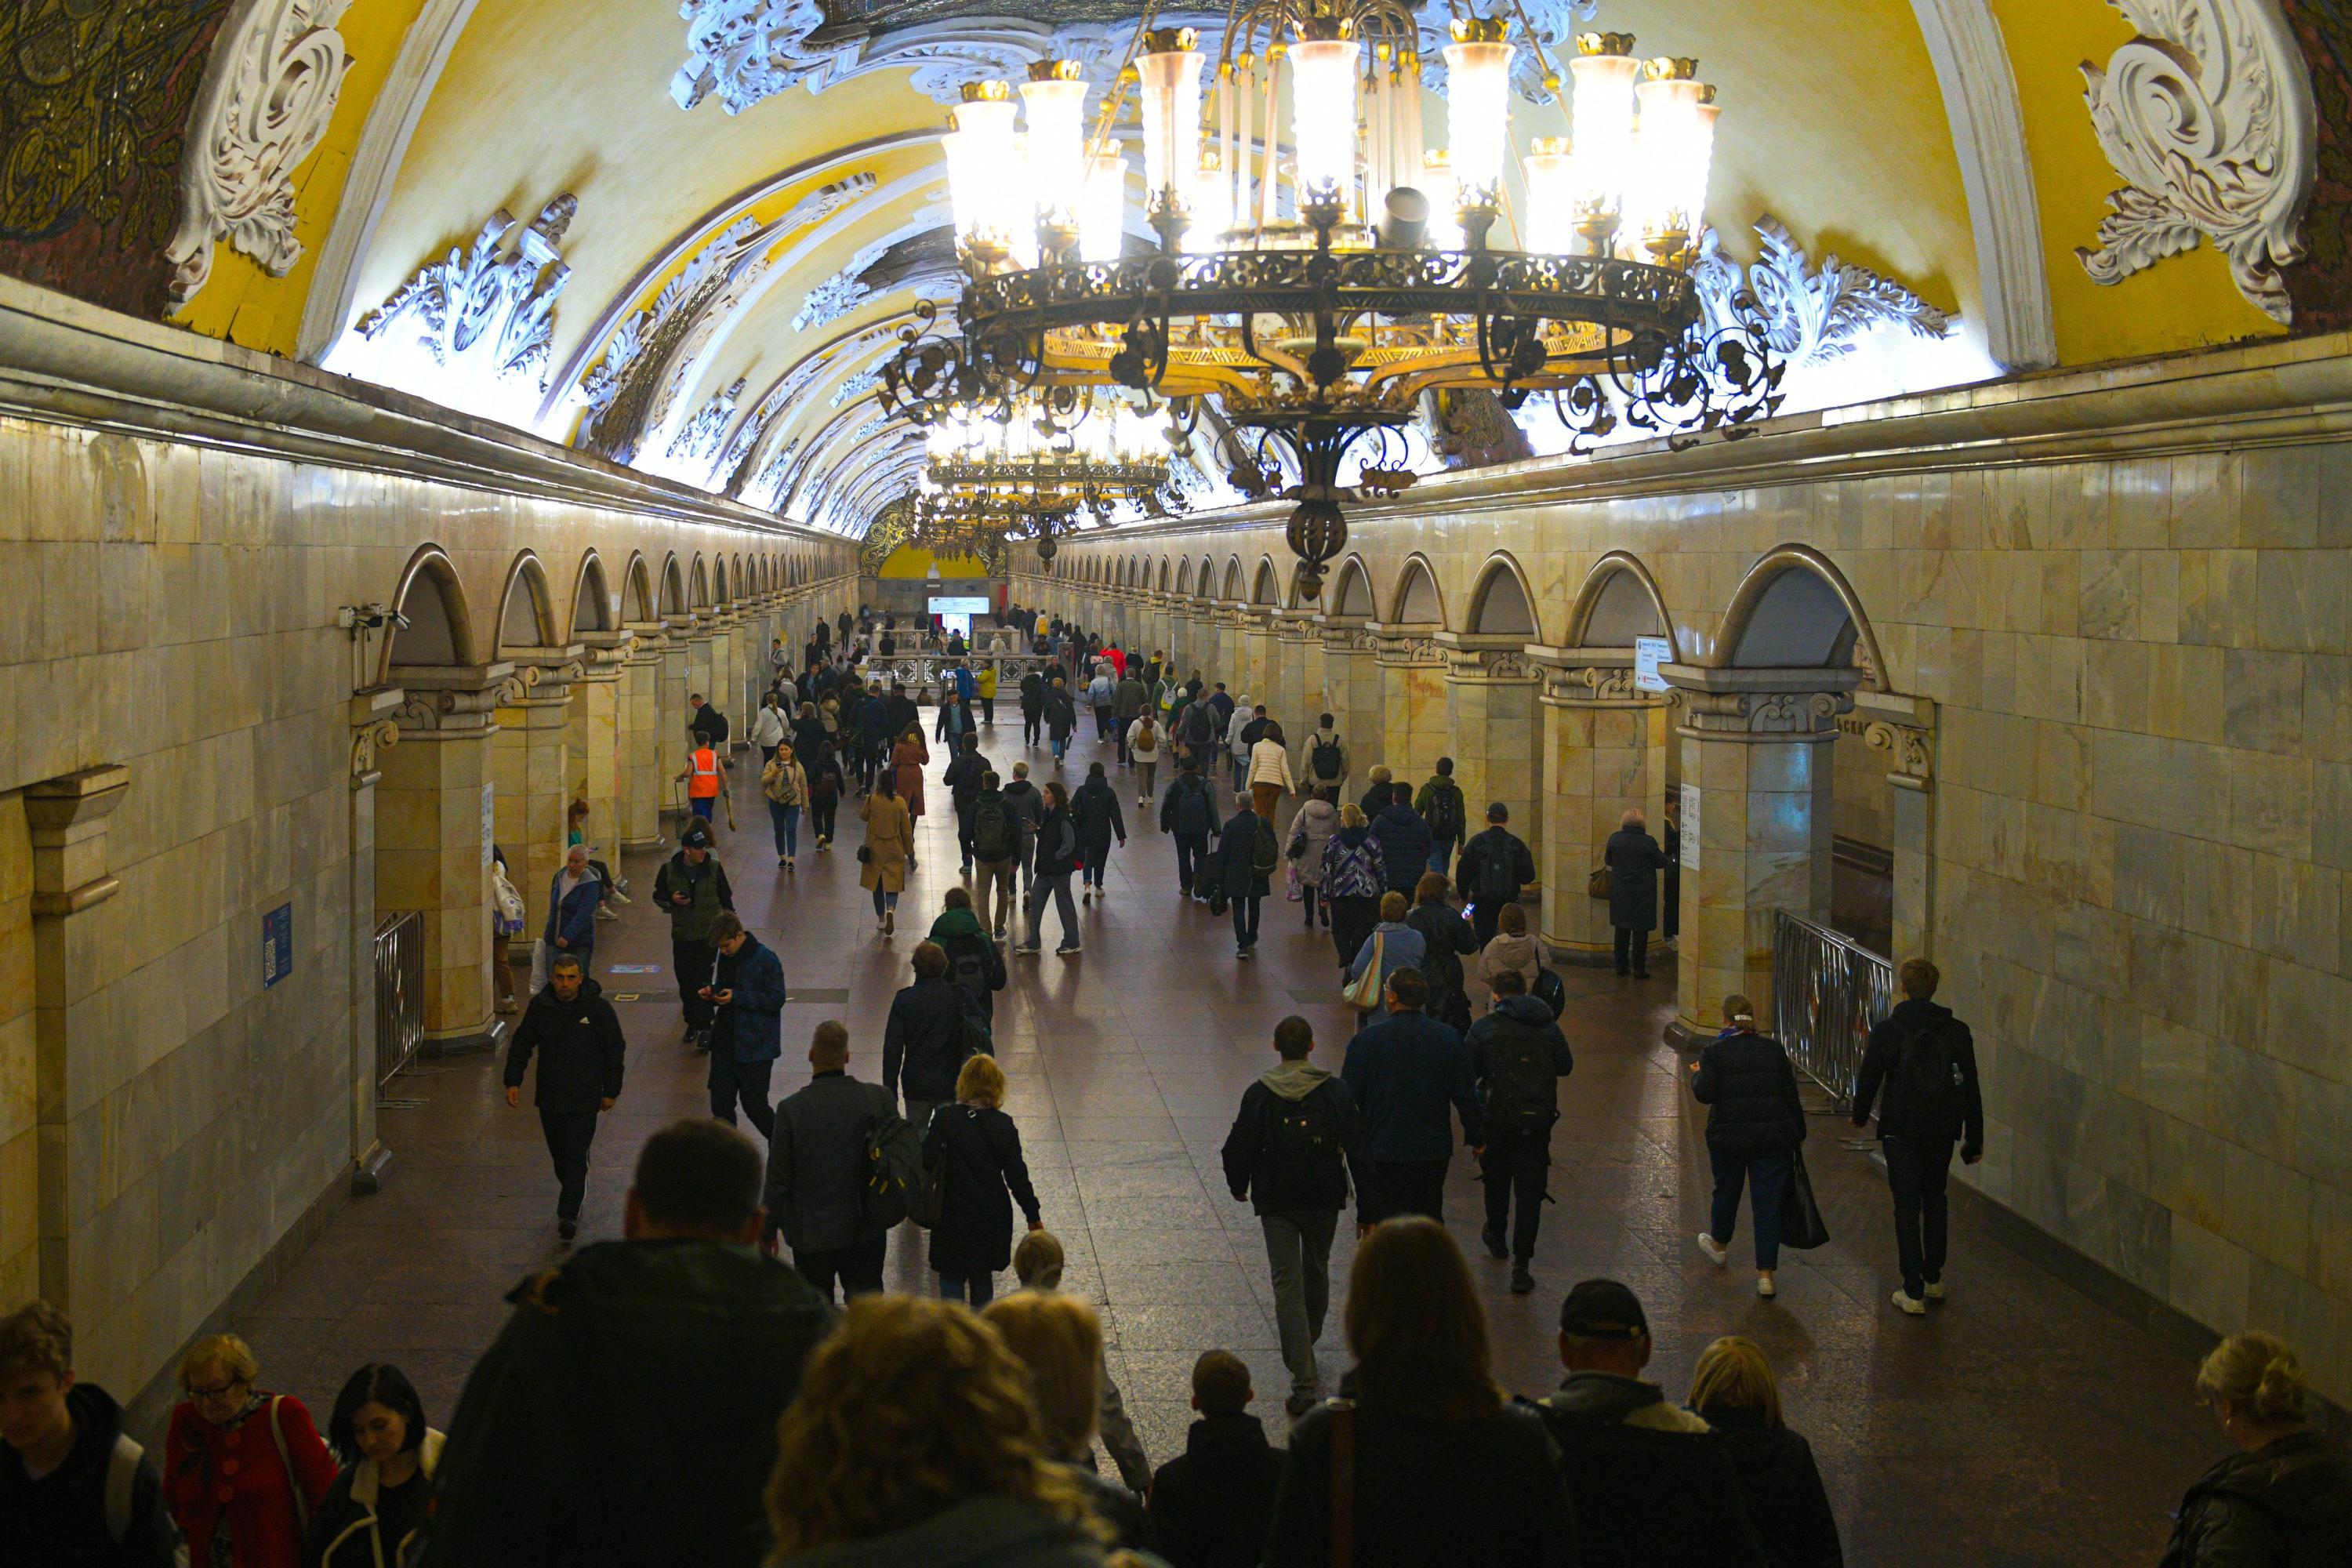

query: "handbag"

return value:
[1587, 866, 1613, 900]
[1780, 1147, 1831, 1250]
[1341, 932, 1385, 1010]
[1285, 860, 1304, 902]
[855, 844, 872, 863]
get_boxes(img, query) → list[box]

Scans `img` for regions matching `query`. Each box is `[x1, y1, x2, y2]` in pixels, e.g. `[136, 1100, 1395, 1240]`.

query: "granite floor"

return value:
[242, 716, 2225, 1566]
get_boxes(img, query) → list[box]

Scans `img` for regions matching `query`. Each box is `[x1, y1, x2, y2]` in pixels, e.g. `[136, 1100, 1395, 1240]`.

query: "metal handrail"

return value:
[373, 912, 425, 1094]
[1770, 908, 1893, 1109]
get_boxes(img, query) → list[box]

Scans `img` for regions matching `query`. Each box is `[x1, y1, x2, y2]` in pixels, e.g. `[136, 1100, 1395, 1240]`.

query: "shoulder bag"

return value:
[1341, 932, 1385, 1011]
[1780, 1147, 1831, 1250]
[1587, 866, 1613, 900]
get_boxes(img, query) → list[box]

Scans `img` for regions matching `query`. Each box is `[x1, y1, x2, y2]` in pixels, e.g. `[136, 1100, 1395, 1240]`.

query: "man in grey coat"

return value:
[1603, 808, 1671, 979]
[761, 1020, 898, 1302]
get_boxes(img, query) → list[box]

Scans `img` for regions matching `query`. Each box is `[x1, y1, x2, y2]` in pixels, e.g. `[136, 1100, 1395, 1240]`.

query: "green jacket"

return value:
[654, 851, 735, 941]
[419, 1240, 835, 1568]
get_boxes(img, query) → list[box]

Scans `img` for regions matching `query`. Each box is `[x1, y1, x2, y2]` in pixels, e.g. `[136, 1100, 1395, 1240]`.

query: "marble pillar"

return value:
[347, 695, 399, 1188]
[572, 637, 626, 860]
[1316, 620, 1377, 789]
[1854, 693, 1938, 963]
[1276, 618, 1316, 735]
[1241, 615, 1279, 711]
[618, 629, 664, 850]
[1440, 639, 1543, 848]
[1664, 667, 1857, 1043]
[25, 765, 130, 1316]
[1371, 630, 1447, 784]
[492, 659, 579, 936]
[684, 621, 717, 746]
[659, 619, 695, 821]
[1534, 655, 1671, 963]
[380, 669, 514, 1042]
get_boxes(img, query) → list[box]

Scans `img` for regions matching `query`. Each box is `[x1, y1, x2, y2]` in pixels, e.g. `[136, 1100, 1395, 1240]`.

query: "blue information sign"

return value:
[262, 902, 293, 989]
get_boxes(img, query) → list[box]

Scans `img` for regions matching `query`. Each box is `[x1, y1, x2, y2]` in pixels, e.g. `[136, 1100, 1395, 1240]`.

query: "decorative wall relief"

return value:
[673, 0, 840, 113]
[1690, 216, 1952, 371]
[163, 0, 353, 307]
[2078, 0, 2318, 322]
[0, 0, 233, 318]
[343, 194, 577, 426]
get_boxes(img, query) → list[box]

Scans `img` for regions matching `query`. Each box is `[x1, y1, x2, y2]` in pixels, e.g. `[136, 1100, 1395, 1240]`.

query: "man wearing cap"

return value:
[1453, 800, 1537, 949]
[655, 826, 735, 1051]
[1537, 1279, 1767, 1568]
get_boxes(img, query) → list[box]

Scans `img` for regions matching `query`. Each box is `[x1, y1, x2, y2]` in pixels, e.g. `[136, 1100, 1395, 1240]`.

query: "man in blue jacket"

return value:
[543, 844, 602, 983]
[703, 913, 787, 1138]
[1340, 968, 1483, 1229]
[1367, 791, 1432, 897]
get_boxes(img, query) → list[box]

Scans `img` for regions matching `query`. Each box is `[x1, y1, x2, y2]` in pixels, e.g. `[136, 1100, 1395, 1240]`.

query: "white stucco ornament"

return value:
[165, 0, 355, 308]
[1690, 217, 1951, 371]
[2078, 0, 2316, 322]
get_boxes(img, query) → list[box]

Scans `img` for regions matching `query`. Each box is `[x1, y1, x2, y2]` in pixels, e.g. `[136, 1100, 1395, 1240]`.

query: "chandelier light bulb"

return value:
[1566, 32, 1639, 254]
[1186, 147, 1233, 252]
[1287, 24, 1361, 217]
[1135, 29, 1204, 234]
[944, 82, 1022, 263]
[1080, 149, 1128, 263]
[1420, 150, 1464, 249]
[1522, 136, 1574, 254]
[1632, 58, 1706, 256]
[1020, 62, 1090, 249]
[1442, 17, 1514, 213]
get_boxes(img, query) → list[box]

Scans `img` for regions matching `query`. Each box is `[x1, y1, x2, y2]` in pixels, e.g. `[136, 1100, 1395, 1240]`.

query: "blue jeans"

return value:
[690, 795, 714, 821]
[938, 1270, 996, 1306]
[1428, 835, 1457, 873]
[768, 800, 800, 857]
[1708, 1144, 1794, 1270]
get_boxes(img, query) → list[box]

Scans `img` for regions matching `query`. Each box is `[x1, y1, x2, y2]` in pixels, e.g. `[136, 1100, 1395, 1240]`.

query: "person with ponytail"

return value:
[2160, 1331, 2351, 1566]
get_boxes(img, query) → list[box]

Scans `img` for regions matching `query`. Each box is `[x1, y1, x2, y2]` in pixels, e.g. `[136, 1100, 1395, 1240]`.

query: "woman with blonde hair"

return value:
[2161, 1332, 2351, 1566]
[984, 1295, 1152, 1549]
[164, 1334, 336, 1568]
[764, 1296, 1127, 1566]
[924, 1053, 1044, 1306]
[1686, 1337, 1843, 1568]
[1265, 1218, 1573, 1566]
[1320, 800, 1388, 972]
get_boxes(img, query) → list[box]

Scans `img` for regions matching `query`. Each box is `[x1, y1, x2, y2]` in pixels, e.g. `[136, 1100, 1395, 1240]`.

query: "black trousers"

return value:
[1231, 892, 1262, 948]
[1370, 1159, 1450, 1224]
[956, 804, 977, 865]
[708, 1052, 776, 1138]
[794, 1234, 887, 1302]
[1883, 1134, 1955, 1295]
[1174, 833, 1210, 893]
[674, 938, 717, 1028]
[982, 695, 994, 723]
[1613, 926, 1649, 976]
[539, 1109, 598, 1221]
[809, 796, 837, 841]
[1480, 1128, 1551, 1262]
[1022, 707, 1043, 743]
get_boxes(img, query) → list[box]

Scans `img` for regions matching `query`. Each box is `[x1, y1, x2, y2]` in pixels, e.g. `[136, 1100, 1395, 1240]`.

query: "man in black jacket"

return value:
[1019, 668, 1047, 746]
[1536, 1279, 1767, 1568]
[943, 732, 989, 875]
[927, 887, 1007, 1024]
[883, 942, 974, 1136]
[421, 1121, 835, 1568]
[1466, 969, 1573, 1294]
[763, 1022, 898, 1301]
[503, 953, 626, 1242]
[0, 1300, 180, 1568]
[1160, 760, 1217, 899]
[1850, 956, 1985, 1313]
[1217, 790, 1272, 958]
[1147, 1350, 1287, 1568]
[1221, 1017, 1370, 1415]
[688, 693, 729, 751]
[1454, 802, 1538, 947]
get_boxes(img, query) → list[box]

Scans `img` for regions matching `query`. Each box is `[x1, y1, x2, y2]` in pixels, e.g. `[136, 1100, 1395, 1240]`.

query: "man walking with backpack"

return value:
[967, 774, 1022, 939]
[1127, 710, 1163, 807]
[943, 732, 989, 876]
[1220, 1016, 1371, 1416]
[883, 942, 981, 1137]
[927, 887, 1007, 1026]
[1218, 789, 1276, 959]
[1179, 691, 1220, 772]
[1850, 957, 1984, 1314]
[1415, 757, 1468, 874]
[1160, 758, 1218, 900]
[1305, 713, 1347, 798]
[763, 1021, 899, 1301]
[1454, 801, 1537, 947]
[1466, 968, 1573, 1294]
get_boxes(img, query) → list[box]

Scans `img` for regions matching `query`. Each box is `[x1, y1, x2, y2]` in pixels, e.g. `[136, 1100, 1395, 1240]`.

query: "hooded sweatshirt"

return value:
[1219, 1058, 1370, 1215]
[0, 1381, 179, 1568]
[1478, 931, 1544, 1002]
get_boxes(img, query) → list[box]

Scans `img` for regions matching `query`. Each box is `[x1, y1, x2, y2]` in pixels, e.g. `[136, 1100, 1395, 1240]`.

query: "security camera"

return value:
[339, 604, 408, 632]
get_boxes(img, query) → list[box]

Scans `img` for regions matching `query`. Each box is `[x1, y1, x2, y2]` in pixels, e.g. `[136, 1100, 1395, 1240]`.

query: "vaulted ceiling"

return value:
[107, 0, 2342, 535]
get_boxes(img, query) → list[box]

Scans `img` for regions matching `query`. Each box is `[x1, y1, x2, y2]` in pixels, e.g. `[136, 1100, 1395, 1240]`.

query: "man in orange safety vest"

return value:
[675, 740, 728, 824]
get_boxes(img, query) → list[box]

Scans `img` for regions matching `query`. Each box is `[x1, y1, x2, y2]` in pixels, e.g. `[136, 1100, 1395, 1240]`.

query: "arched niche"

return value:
[1465, 554, 1537, 638]
[1176, 558, 1194, 596]
[1388, 554, 1444, 626]
[1195, 557, 1216, 601]
[495, 551, 557, 656]
[385, 545, 474, 677]
[1716, 545, 1888, 687]
[1251, 557, 1280, 606]
[1564, 551, 1675, 655]
[571, 552, 613, 636]
[1220, 557, 1243, 601]
[689, 555, 712, 609]
[622, 554, 656, 622]
[659, 554, 687, 616]
[713, 555, 731, 604]
[1158, 557, 1171, 592]
[1329, 556, 1376, 619]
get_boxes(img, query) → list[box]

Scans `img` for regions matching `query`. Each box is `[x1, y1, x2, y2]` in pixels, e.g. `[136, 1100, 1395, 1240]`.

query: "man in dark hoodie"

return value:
[420, 1120, 835, 1568]
[1367, 787, 1432, 897]
[882, 942, 976, 1136]
[927, 887, 1007, 1025]
[1534, 1279, 1767, 1568]
[503, 953, 627, 1242]
[1340, 969, 1482, 1227]
[1850, 956, 1985, 1314]
[1221, 1016, 1370, 1415]
[1000, 761, 1046, 906]
[1454, 800, 1538, 947]
[0, 1300, 180, 1568]
[1466, 968, 1573, 1295]
[943, 731, 990, 875]
[1147, 1351, 1287, 1568]
[1160, 758, 1218, 899]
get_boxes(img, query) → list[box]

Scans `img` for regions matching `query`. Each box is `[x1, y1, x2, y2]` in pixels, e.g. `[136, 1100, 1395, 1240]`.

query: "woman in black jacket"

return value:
[1072, 762, 1127, 904]
[1403, 872, 1480, 1031]
[1265, 1218, 1575, 1568]
[2161, 1332, 2352, 1567]
[1690, 993, 1808, 1298]
[1686, 1338, 1843, 1568]
[303, 1363, 441, 1568]
[924, 1053, 1043, 1307]
[1603, 808, 1671, 978]
[1019, 782, 1083, 956]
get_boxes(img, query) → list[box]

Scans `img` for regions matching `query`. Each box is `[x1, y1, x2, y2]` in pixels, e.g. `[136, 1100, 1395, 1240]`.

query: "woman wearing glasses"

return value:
[164, 1334, 336, 1568]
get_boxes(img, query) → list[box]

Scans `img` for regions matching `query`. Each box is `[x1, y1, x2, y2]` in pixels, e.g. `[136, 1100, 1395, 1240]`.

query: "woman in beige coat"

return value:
[1475, 901, 1544, 1014]
[859, 766, 916, 935]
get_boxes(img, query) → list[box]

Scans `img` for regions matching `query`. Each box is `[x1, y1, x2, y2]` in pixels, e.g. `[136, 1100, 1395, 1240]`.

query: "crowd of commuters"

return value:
[5, 607, 2342, 1568]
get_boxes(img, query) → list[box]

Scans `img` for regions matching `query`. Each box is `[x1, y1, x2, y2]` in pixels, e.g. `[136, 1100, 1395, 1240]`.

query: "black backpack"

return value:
[1531, 967, 1566, 1022]
[1265, 1087, 1341, 1174]
[1473, 836, 1520, 908]
[861, 1111, 925, 1231]
[1185, 704, 1216, 746]
[1251, 816, 1280, 878]
[1175, 779, 1214, 837]
[1486, 1025, 1561, 1134]
[947, 941, 993, 1003]
[1894, 1018, 1966, 1133]
[1425, 779, 1465, 841]
[971, 795, 1014, 862]
[1310, 734, 1343, 779]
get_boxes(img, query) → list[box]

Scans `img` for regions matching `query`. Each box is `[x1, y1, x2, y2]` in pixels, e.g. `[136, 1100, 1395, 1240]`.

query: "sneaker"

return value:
[557, 1218, 578, 1242]
[1284, 1392, 1320, 1418]
[993, 926, 1008, 940]
[607, 887, 630, 905]
[594, 906, 619, 921]
[1756, 1276, 1777, 1298]
[1480, 1225, 1508, 1260]
[1236, 946, 1253, 960]
[1922, 1280, 1947, 1301]
[883, 910, 895, 935]
[1014, 944, 1040, 956]
[1056, 944, 1083, 956]
[1082, 889, 1092, 904]
[1696, 1232, 1730, 1265]
[1510, 1265, 1536, 1295]
[785, 858, 794, 872]
[1892, 1289, 1927, 1316]
[778, 855, 789, 869]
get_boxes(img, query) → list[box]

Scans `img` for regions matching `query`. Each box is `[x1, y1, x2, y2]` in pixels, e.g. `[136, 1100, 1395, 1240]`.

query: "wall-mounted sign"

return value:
[1634, 635, 1671, 693]
[262, 902, 293, 989]
[1679, 784, 1700, 872]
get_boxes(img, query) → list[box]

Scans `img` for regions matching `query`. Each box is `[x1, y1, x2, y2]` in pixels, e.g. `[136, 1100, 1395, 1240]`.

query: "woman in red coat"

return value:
[892, 728, 930, 822]
[165, 1334, 336, 1568]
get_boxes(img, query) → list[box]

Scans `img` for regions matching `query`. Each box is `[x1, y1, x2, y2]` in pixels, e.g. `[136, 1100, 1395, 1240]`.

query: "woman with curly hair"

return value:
[764, 1295, 1137, 1566]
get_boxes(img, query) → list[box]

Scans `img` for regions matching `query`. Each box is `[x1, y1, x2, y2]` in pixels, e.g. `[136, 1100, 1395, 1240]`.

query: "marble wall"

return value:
[1026, 331, 2352, 1399]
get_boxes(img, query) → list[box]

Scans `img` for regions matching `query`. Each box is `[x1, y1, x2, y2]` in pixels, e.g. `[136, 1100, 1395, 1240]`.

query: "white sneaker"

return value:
[1696, 1233, 1729, 1265]
[1756, 1276, 1776, 1298]
[1892, 1290, 1927, 1316]
[1922, 1281, 1947, 1301]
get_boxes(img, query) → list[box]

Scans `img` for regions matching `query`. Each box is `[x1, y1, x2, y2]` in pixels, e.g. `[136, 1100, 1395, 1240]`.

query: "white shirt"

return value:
[750, 707, 787, 746]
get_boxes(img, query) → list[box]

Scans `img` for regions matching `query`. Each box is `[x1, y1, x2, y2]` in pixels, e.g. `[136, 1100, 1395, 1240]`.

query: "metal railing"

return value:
[1770, 908, 1894, 1109]
[373, 912, 425, 1094]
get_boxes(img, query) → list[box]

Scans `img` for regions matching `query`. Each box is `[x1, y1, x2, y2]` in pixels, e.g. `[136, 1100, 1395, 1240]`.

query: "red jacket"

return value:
[166, 1393, 336, 1568]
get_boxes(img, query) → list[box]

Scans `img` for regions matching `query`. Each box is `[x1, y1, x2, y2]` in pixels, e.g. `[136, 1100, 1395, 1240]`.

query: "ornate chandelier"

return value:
[883, 0, 1782, 598]
[923, 387, 1174, 505]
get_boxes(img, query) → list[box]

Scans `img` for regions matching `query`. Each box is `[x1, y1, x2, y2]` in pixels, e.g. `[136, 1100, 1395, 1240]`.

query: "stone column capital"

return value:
[27, 765, 130, 916]
[1367, 625, 1445, 666]
[350, 688, 404, 788]
[390, 662, 521, 737]
[1436, 633, 1539, 683]
[1664, 664, 1859, 740]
